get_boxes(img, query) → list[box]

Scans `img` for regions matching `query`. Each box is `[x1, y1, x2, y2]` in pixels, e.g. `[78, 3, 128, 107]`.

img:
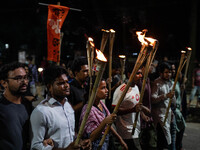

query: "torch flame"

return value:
[145, 37, 157, 46]
[136, 31, 148, 45]
[88, 37, 93, 42]
[101, 29, 109, 33]
[96, 49, 107, 62]
[186, 47, 192, 51]
[109, 29, 115, 33]
[90, 41, 95, 47]
[119, 55, 126, 59]
[181, 50, 186, 54]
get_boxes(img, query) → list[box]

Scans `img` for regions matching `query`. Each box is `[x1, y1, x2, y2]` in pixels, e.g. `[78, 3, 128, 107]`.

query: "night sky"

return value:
[0, 0, 199, 65]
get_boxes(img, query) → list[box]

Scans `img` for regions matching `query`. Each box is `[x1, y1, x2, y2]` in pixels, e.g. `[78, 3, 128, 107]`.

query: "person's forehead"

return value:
[99, 81, 106, 88]
[8, 67, 26, 76]
[55, 74, 68, 81]
[164, 68, 171, 72]
[81, 65, 88, 70]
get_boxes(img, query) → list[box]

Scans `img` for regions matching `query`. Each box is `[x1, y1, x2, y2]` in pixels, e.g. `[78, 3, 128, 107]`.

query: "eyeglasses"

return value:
[8, 75, 29, 82]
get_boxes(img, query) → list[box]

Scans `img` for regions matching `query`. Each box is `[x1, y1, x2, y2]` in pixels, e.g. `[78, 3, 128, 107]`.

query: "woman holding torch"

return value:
[79, 77, 128, 150]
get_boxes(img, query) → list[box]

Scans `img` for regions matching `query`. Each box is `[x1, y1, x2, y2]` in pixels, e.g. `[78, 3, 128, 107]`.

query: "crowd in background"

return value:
[0, 54, 200, 150]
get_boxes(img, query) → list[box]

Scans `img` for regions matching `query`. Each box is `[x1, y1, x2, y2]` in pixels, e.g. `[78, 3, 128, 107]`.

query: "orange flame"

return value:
[96, 49, 107, 62]
[181, 50, 186, 54]
[88, 37, 93, 42]
[186, 47, 192, 51]
[90, 41, 95, 47]
[136, 31, 148, 45]
[101, 29, 109, 33]
[109, 29, 115, 33]
[119, 55, 126, 59]
[145, 37, 156, 46]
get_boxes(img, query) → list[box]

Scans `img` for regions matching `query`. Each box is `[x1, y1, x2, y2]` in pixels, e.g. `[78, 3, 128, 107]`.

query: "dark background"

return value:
[0, 0, 199, 66]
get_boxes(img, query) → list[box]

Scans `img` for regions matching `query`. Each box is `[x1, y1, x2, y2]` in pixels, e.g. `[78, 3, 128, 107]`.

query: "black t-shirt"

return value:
[69, 79, 87, 132]
[69, 79, 87, 105]
[0, 96, 28, 150]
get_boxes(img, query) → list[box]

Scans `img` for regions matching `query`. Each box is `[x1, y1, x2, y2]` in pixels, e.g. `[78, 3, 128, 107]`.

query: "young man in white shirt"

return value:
[30, 65, 91, 150]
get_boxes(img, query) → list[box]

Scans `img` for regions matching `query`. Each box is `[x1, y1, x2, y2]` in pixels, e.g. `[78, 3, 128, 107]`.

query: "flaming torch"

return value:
[119, 55, 126, 82]
[108, 29, 116, 99]
[97, 30, 150, 150]
[132, 37, 159, 135]
[181, 47, 192, 98]
[88, 40, 95, 97]
[100, 29, 109, 52]
[163, 50, 187, 125]
[86, 37, 94, 78]
[74, 49, 107, 146]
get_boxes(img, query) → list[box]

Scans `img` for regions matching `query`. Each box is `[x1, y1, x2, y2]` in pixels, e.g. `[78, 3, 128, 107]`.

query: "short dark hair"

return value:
[157, 62, 171, 73]
[125, 62, 135, 76]
[71, 57, 88, 75]
[0, 62, 25, 80]
[43, 65, 68, 85]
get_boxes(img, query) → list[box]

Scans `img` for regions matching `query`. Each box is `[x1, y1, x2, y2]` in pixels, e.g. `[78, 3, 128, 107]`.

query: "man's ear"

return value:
[0, 80, 7, 89]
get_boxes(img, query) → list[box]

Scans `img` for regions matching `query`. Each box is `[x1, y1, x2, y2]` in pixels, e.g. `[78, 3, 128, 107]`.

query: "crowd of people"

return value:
[0, 55, 200, 150]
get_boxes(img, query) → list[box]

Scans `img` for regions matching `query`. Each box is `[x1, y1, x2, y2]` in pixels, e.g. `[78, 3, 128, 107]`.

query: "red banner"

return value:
[47, 5, 69, 62]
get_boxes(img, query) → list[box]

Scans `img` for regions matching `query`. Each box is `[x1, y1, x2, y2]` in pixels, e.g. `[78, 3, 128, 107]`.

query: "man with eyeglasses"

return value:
[0, 62, 29, 150]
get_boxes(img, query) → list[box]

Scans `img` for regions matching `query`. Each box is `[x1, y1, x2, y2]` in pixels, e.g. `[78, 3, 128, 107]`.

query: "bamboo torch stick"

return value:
[183, 47, 192, 83]
[97, 30, 149, 150]
[91, 44, 95, 76]
[86, 38, 93, 78]
[89, 41, 95, 97]
[108, 29, 116, 99]
[132, 39, 159, 135]
[163, 50, 186, 125]
[181, 47, 192, 98]
[100, 29, 110, 52]
[74, 49, 107, 146]
[86, 38, 95, 98]
[119, 55, 126, 82]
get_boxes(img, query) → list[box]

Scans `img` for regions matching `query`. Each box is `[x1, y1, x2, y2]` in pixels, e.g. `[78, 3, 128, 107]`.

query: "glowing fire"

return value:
[88, 37, 93, 42]
[101, 29, 109, 33]
[109, 29, 115, 33]
[90, 41, 95, 47]
[181, 50, 186, 54]
[119, 55, 126, 59]
[186, 47, 192, 51]
[136, 31, 148, 45]
[96, 49, 107, 62]
[136, 31, 157, 46]
[145, 37, 156, 46]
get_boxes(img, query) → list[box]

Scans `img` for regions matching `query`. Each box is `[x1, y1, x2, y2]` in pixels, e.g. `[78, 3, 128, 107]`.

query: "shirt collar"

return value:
[48, 97, 67, 106]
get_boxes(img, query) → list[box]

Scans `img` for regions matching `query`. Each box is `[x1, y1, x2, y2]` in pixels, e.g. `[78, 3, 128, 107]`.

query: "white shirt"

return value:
[112, 83, 140, 139]
[30, 97, 75, 150]
[151, 77, 174, 145]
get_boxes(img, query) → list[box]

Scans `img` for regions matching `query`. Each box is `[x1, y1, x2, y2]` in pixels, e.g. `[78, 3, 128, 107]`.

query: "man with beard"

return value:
[30, 65, 91, 150]
[0, 62, 29, 150]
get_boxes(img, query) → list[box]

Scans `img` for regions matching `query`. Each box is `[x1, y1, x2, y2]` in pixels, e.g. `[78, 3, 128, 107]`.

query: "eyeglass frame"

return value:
[7, 75, 29, 82]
